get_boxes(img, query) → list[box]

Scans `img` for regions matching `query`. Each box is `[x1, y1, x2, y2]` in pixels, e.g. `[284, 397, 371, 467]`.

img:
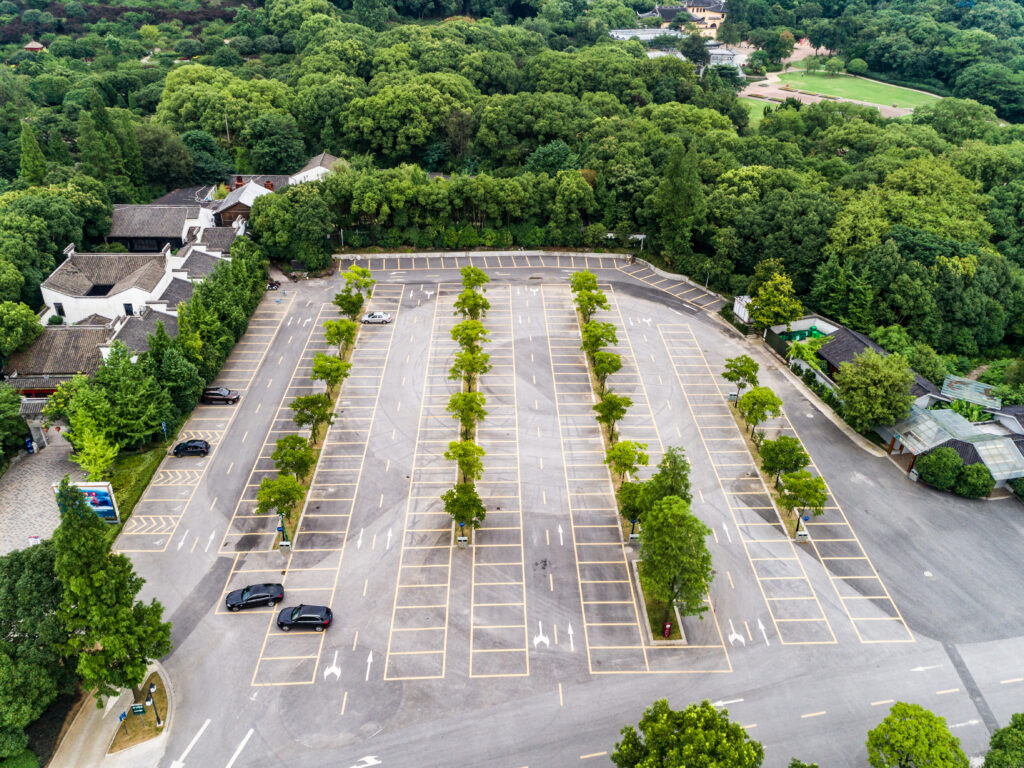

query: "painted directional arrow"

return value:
[386, 528, 392, 550]
[757, 618, 770, 646]
[177, 528, 189, 551]
[722, 522, 732, 544]
[727, 619, 745, 646]
[205, 530, 215, 552]
[567, 623, 575, 652]
[911, 665, 942, 672]
[711, 698, 744, 708]
[357, 528, 363, 549]
[323, 650, 341, 681]
[533, 621, 550, 649]
[348, 758, 382, 768]
[950, 719, 980, 729]
[365, 650, 373, 681]
[557, 525, 564, 546]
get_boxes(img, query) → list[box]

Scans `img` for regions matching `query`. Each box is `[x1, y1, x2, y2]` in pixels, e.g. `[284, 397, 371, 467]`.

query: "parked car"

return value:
[361, 311, 392, 325]
[277, 604, 333, 632]
[173, 439, 210, 458]
[225, 583, 284, 612]
[201, 386, 240, 404]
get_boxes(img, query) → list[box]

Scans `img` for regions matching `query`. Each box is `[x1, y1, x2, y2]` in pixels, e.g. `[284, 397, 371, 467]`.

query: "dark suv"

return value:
[173, 439, 210, 457]
[277, 604, 333, 632]
[225, 583, 284, 612]
[201, 386, 240, 404]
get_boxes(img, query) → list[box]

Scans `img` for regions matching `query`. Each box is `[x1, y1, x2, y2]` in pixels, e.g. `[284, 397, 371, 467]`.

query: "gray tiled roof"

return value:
[75, 314, 113, 327]
[819, 327, 939, 398]
[151, 186, 216, 206]
[109, 205, 198, 239]
[199, 227, 237, 253]
[157, 278, 194, 309]
[43, 252, 167, 297]
[180, 249, 222, 279]
[297, 152, 339, 173]
[1, 326, 109, 379]
[113, 308, 179, 354]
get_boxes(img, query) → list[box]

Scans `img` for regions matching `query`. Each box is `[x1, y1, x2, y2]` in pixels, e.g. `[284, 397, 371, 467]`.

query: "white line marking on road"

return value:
[205, 531, 215, 552]
[1001, 677, 1024, 684]
[539, 457, 543, 469]
[341, 690, 348, 715]
[323, 650, 341, 681]
[278, 355, 284, 365]
[712, 529, 719, 544]
[303, 318, 311, 326]
[254, 403, 261, 414]
[911, 665, 942, 672]
[365, 650, 374, 681]
[699, 489, 704, 502]
[533, 621, 550, 649]
[177, 529, 189, 551]
[169, 718, 210, 768]
[726, 619, 745, 646]
[401, 376, 406, 386]
[542, 490, 547, 504]
[288, 335, 294, 344]
[936, 688, 960, 695]
[378, 493, 383, 508]
[396, 401, 401, 412]
[557, 524, 564, 546]
[567, 623, 575, 652]
[224, 728, 254, 768]
[242, 431, 248, 443]
[357, 528, 363, 549]
[722, 522, 732, 543]
[871, 699, 894, 706]
[266, 378, 273, 388]
[386, 528, 392, 549]
[226, 462, 234, 475]
[950, 719, 981, 729]
[363, 578, 368, 597]
[801, 711, 826, 719]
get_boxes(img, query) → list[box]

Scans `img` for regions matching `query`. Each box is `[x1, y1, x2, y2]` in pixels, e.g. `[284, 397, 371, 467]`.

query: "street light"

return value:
[278, 512, 290, 545]
[145, 683, 163, 727]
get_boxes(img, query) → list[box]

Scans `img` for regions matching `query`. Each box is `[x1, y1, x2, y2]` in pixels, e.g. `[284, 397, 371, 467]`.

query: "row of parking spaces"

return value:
[384, 286, 458, 681]
[116, 294, 294, 552]
[348, 254, 625, 274]
[659, 324, 838, 646]
[246, 285, 405, 687]
[764, 411, 914, 644]
[469, 285, 529, 678]
[542, 286, 730, 674]
[596, 292, 664, 472]
[615, 262, 725, 312]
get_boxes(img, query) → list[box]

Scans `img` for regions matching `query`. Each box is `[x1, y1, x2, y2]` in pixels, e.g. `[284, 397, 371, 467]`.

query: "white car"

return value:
[362, 311, 392, 324]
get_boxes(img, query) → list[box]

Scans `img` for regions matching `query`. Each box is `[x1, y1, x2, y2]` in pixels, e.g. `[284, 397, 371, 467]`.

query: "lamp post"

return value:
[145, 683, 163, 727]
[278, 512, 290, 549]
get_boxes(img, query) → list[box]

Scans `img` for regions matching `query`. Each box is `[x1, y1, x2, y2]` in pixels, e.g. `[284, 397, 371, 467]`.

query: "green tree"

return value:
[644, 445, 692, 505]
[592, 351, 622, 396]
[787, 337, 827, 371]
[581, 320, 618, 361]
[334, 289, 365, 320]
[760, 435, 810, 487]
[242, 113, 307, 174]
[453, 288, 490, 321]
[444, 440, 486, 484]
[617, 480, 647, 532]
[574, 288, 610, 324]
[570, 270, 600, 295]
[605, 440, 649, 482]
[311, 352, 351, 394]
[442, 482, 486, 531]
[0, 541, 74, 760]
[984, 713, 1024, 768]
[652, 143, 705, 260]
[451, 319, 489, 354]
[91, 342, 172, 449]
[18, 123, 46, 186]
[53, 478, 171, 704]
[823, 57, 845, 76]
[449, 349, 492, 392]
[0, 301, 43, 359]
[915, 447, 963, 491]
[866, 702, 968, 768]
[722, 354, 759, 398]
[323, 318, 359, 357]
[638, 496, 713, 622]
[835, 349, 914, 432]
[68, 417, 118, 481]
[748, 272, 803, 332]
[594, 391, 632, 443]
[737, 386, 783, 438]
[0, 383, 27, 458]
[272, 434, 316, 481]
[343, 265, 376, 297]
[290, 393, 335, 444]
[255, 474, 306, 520]
[613, 699, 763, 768]
[777, 470, 828, 518]
[954, 463, 995, 498]
[447, 391, 488, 440]
[460, 265, 489, 292]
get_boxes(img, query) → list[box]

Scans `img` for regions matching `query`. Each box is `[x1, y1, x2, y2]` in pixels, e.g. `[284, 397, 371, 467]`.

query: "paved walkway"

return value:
[0, 431, 83, 555]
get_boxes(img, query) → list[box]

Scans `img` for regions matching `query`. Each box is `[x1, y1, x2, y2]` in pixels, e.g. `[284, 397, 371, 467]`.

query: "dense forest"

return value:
[1, 0, 1023, 390]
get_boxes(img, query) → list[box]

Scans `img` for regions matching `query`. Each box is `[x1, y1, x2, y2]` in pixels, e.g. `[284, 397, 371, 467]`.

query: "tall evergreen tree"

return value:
[18, 123, 46, 186]
[76, 112, 114, 182]
[809, 254, 848, 320]
[652, 142, 706, 260]
[115, 114, 145, 192]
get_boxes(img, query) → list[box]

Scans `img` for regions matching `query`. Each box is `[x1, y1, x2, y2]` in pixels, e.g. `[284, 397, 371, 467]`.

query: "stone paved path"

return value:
[0, 431, 84, 555]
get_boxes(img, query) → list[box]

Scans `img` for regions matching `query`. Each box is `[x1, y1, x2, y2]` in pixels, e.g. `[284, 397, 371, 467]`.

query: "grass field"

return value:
[741, 97, 772, 127]
[776, 72, 940, 109]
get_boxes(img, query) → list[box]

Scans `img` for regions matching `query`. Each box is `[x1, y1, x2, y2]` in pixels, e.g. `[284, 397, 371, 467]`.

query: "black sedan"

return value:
[277, 604, 333, 632]
[225, 583, 284, 612]
[173, 439, 210, 457]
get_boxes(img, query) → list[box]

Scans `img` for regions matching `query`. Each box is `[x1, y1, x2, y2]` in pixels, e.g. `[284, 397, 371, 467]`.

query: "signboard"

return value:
[131, 704, 146, 716]
[51, 481, 120, 523]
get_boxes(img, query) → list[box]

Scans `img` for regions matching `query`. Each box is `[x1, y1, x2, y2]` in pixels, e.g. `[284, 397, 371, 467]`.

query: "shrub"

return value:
[915, 447, 963, 491]
[954, 463, 995, 498]
[847, 58, 868, 75]
[47, 314, 63, 325]
[1011, 477, 1024, 500]
[0, 748, 39, 768]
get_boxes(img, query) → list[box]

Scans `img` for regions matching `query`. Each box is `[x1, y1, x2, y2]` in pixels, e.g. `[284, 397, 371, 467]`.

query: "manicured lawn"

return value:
[777, 72, 941, 109]
[741, 97, 771, 127]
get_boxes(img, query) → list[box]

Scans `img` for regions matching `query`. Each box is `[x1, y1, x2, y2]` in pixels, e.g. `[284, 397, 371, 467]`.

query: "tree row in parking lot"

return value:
[443, 266, 491, 534]
[256, 265, 374, 535]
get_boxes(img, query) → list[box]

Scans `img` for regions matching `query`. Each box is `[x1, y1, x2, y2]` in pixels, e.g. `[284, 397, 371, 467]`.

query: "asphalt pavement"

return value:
[90, 254, 1024, 768]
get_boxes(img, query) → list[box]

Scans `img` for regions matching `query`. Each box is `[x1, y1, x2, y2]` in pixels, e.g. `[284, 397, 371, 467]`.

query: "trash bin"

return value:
[662, 621, 672, 638]
[24, 437, 34, 454]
